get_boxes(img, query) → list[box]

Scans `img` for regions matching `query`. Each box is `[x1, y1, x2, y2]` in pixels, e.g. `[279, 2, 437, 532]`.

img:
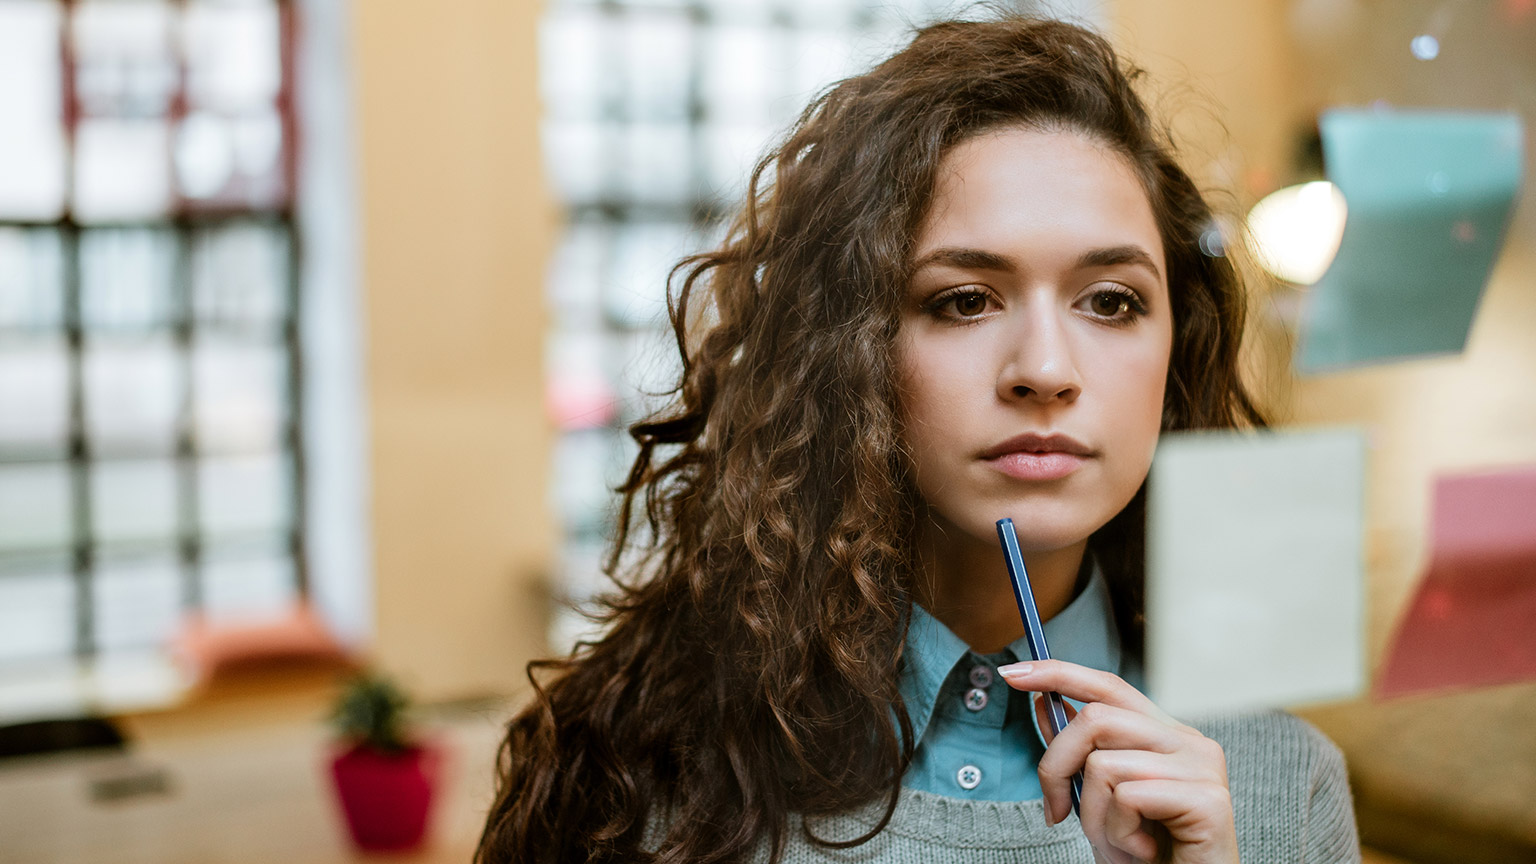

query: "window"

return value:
[0, 0, 352, 720]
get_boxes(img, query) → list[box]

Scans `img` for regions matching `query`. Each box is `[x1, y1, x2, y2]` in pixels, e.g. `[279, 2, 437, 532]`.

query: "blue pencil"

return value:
[996, 517, 1084, 820]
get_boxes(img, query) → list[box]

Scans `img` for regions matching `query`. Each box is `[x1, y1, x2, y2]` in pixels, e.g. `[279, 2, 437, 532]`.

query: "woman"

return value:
[478, 15, 1360, 864]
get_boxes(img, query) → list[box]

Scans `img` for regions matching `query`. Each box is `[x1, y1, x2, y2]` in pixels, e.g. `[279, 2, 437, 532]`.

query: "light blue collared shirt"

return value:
[898, 562, 1145, 801]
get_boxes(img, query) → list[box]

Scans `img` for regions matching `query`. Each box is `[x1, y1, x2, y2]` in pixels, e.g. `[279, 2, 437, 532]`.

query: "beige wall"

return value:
[352, 0, 555, 702]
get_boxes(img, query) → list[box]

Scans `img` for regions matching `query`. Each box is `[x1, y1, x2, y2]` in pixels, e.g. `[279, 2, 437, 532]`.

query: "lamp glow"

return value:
[1244, 181, 1348, 285]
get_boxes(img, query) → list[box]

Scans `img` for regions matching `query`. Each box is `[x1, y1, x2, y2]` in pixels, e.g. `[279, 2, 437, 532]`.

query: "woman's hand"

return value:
[998, 660, 1240, 864]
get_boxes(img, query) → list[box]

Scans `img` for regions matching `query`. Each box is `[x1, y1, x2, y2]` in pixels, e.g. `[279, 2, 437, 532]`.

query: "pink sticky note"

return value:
[1375, 466, 1536, 698]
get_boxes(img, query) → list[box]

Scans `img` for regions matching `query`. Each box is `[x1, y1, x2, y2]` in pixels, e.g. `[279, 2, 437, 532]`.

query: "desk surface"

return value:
[1, 708, 501, 864]
[1, 703, 1414, 864]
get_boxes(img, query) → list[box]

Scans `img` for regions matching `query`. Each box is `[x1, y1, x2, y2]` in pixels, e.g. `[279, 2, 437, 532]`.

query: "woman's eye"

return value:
[950, 292, 989, 317]
[1084, 288, 1146, 321]
[1090, 292, 1130, 317]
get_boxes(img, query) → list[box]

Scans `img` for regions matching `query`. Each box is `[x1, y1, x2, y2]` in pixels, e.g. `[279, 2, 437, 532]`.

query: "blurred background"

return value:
[0, 0, 1532, 862]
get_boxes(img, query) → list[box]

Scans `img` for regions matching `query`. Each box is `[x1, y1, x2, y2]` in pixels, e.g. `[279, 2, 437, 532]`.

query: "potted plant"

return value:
[326, 671, 444, 852]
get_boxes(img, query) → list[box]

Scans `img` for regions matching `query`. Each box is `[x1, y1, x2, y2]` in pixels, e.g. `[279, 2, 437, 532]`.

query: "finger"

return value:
[1112, 779, 1238, 849]
[1037, 703, 1215, 824]
[1077, 764, 1145, 864]
[1032, 690, 1077, 745]
[998, 660, 1183, 727]
[1103, 796, 1162, 864]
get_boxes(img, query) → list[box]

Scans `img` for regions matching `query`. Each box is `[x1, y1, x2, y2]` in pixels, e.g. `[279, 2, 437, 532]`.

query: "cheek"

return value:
[1102, 338, 1172, 463]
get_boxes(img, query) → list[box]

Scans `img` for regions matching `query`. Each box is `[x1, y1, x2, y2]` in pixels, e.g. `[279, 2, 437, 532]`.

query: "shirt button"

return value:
[969, 665, 993, 688]
[956, 764, 983, 790]
[963, 687, 988, 711]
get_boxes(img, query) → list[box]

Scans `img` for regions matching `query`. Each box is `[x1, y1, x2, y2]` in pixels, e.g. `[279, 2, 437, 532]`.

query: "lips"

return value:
[980, 433, 1095, 482]
[979, 432, 1095, 460]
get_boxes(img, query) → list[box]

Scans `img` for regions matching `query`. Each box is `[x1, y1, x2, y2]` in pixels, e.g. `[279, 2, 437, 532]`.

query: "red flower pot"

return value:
[328, 740, 444, 852]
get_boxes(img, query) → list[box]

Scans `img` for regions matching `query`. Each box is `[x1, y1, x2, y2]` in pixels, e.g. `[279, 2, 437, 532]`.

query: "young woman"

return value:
[478, 16, 1360, 864]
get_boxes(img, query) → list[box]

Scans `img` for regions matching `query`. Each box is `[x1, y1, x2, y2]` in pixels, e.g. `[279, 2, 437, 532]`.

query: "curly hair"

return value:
[476, 15, 1265, 864]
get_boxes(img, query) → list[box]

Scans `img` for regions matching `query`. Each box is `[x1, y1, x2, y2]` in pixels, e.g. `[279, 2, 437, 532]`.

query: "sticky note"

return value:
[1297, 110, 1523, 373]
[1146, 428, 1367, 716]
[1376, 466, 1536, 699]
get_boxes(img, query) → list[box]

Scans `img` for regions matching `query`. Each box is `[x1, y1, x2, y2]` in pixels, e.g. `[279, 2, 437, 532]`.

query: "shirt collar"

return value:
[898, 559, 1124, 748]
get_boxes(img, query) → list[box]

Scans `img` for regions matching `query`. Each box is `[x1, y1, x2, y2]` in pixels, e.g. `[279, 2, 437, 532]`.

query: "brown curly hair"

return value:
[476, 15, 1265, 864]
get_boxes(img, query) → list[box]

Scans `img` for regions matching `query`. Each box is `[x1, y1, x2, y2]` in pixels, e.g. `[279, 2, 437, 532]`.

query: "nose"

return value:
[997, 304, 1082, 404]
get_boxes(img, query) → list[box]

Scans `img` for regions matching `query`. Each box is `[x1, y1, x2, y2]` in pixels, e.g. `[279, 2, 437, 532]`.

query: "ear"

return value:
[1032, 691, 1079, 745]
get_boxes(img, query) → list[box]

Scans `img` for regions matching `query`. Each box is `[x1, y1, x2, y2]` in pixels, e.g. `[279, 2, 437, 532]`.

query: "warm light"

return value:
[1244, 181, 1348, 286]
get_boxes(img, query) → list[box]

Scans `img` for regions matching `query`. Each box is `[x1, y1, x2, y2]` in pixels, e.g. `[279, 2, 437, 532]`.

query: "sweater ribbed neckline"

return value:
[803, 786, 1083, 850]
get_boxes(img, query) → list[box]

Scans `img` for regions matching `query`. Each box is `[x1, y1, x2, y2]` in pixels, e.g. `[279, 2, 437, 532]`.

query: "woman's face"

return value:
[897, 125, 1173, 552]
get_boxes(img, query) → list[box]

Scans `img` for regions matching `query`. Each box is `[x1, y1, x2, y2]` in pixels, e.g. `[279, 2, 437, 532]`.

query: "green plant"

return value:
[329, 672, 413, 754]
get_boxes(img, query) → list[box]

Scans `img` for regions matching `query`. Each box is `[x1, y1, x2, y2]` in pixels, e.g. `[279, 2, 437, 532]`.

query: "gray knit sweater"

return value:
[760, 710, 1360, 863]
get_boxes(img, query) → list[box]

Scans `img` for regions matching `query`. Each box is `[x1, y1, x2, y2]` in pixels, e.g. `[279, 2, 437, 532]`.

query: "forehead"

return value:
[914, 126, 1165, 275]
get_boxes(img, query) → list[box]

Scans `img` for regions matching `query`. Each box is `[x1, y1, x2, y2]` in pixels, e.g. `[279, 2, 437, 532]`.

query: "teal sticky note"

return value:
[1297, 110, 1523, 373]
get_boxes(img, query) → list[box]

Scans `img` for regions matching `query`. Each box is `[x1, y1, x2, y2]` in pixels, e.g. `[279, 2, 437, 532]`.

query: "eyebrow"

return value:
[910, 244, 1163, 282]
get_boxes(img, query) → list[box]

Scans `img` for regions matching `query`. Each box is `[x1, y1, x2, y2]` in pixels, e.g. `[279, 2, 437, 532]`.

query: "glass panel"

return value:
[605, 222, 691, 327]
[0, 229, 64, 331]
[702, 122, 776, 203]
[73, 118, 175, 223]
[91, 459, 179, 544]
[0, 571, 75, 662]
[546, 325, 615, 431]
[622, 14, 693, 121]
[550, 428, 623, 537]
[546, 221, 608, 326]
[0, 463, 73, 551]
[72, 0, 178, 117]
[192, 222, 288, 330]
[0, 1, 66, 220]
[193, 340, 286, 452]
[198, 452, 290, 537]
[182, 0, 283, 113]
[176, 109, 286, 208]
[93, 553, 182, 651]
[84, 335, 181, 455]
[621, 122, 693, 205]
[80, 228, 178, 331]
[201, 540, 296, 622]
[792, 29, 862, 101]
[700, 25, 778, 125]
[540, 10, 609, 119]
[612, 327, 681, 423]
[0, 339, 71, 457]
[542, 120, 611, 205]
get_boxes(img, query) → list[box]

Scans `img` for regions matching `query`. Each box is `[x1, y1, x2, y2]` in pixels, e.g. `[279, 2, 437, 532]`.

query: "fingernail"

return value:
[1042, 800, 1055, 826]
[998, 663, 1033, 679]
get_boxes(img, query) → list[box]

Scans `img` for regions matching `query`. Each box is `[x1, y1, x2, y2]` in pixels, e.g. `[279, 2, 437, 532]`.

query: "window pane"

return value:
[605, 222, 691, 327]
[73, 119, 175, 223]
[543, 120, 612, 205]
[91, 459, 179, 544]
[198, 452, 290, 537]
[193, 340, 287, 452]
[84, 336, 182, 455]
[201, 540, 296, 622]
[0, 570, 75, 662]
[182, 0, 283, 113]
[0, 1, 66, 220]
[93, 553, 182, 650]
[623, 14, 693, 121]
[539, 10, 609, 120]
[621, 122, 693, 205]
[546, 220, 608, 326]
[0, 338, 70, 457]
[72, 0, 177, 117]
[0, 229, 64, 331]
[81, 228, 178, 331]
[0, 463, 73, 551]
[192, 222, 288, 330]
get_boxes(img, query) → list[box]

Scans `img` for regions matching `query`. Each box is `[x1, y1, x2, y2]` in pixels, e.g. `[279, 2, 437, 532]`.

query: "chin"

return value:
[945, 505, 1099, 553]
